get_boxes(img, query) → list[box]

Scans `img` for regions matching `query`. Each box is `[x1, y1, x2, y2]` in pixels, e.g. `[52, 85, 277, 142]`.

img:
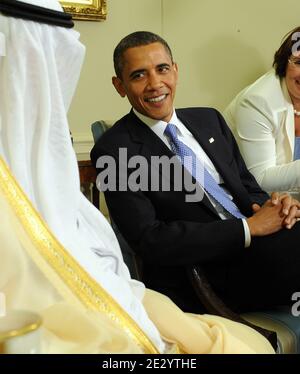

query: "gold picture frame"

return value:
[60, 0, 107, 21]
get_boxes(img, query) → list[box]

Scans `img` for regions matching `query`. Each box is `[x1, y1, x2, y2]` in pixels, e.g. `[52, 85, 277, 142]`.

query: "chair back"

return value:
[91, 120, 110, 143]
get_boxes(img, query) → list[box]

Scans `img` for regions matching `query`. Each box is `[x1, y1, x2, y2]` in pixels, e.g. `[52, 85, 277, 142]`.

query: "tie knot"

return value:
[164, 123, 178, 140]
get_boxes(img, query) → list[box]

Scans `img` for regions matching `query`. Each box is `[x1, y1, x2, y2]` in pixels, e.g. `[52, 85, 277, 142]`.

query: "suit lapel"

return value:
[177, 109, 251, 214]
[177, 110, 232, 181]
[126, 111, 218, 216]
[126, 111, 181, 189]
[126, 111, 174, 157]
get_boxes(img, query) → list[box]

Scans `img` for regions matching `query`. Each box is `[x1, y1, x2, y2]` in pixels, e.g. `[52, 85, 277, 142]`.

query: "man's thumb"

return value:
[252, 203, 261, 213]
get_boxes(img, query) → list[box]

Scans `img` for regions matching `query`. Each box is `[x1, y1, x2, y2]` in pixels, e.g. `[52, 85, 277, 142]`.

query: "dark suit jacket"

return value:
[91, 108, 269, 310]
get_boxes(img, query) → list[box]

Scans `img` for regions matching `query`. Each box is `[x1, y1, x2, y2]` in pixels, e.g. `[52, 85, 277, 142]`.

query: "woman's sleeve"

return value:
[233, 96, 300, 192]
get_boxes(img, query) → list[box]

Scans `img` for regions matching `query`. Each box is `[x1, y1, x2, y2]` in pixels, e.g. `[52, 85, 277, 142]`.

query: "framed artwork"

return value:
[59, 0, 107, 21]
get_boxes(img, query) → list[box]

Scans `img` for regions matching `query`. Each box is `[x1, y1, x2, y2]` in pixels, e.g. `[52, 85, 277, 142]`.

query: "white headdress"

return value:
[21, 0, 62, 10]
[0, 0, 164, 351]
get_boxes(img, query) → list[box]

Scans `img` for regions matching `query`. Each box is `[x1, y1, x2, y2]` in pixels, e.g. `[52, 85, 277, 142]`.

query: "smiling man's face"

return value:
[112, 42, 178, 123]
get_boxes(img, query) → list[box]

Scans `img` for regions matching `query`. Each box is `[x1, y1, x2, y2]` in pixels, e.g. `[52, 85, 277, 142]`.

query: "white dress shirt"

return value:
[133, 108, 251, 247]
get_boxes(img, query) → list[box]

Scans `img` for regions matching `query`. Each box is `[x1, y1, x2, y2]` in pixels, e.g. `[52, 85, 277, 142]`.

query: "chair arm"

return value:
[189, 266, 278, 351]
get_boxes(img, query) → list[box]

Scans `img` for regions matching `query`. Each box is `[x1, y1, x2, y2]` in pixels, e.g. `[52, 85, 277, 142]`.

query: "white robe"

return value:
[0, 0, 164, 352]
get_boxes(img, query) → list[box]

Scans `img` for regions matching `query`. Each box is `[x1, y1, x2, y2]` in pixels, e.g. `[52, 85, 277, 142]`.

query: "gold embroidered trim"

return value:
[0, 158, 159, 353]
[0, 312, 42, 341]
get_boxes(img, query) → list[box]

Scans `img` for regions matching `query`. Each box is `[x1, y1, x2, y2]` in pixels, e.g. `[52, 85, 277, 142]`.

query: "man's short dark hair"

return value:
[113, 31, 174, 79]
[273, 26, 300, 77]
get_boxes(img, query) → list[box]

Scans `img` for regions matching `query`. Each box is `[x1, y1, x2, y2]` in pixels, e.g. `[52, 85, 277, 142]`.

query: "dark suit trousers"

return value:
[203, 221, 300, 312]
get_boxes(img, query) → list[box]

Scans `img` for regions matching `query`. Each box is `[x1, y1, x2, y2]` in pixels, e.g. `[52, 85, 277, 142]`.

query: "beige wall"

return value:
[163, 0, 300, 111]
[70, 0, 162, 158]
[69, 0, 300, 159]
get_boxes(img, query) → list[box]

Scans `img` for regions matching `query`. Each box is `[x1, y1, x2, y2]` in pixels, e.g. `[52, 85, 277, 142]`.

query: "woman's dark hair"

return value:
[273, 26, 300, 77]
[113, 31, 173, 79]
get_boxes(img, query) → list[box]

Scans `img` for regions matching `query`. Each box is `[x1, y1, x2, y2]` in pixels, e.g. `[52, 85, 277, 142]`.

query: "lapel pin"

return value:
[209, 137, 215, 144]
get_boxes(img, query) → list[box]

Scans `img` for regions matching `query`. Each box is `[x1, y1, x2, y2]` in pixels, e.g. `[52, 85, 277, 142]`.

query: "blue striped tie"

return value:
[164, 123, 244, 219]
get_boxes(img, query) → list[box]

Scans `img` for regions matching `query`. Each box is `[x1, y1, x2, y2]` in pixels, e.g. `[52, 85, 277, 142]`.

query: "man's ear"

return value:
[173, 62, 178, 73]
[112, 76, 127, 98]
[173, 62, 179, 81]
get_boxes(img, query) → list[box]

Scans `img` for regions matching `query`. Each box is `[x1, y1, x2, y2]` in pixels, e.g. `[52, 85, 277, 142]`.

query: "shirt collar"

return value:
[133, 108, 191, 137]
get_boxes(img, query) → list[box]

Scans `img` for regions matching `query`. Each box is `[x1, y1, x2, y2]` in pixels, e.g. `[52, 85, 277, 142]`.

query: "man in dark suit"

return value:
[91, 31, 300, 313]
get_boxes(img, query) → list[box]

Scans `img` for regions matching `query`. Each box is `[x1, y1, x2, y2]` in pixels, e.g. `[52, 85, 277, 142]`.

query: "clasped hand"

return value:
[247, 192, 300, 236]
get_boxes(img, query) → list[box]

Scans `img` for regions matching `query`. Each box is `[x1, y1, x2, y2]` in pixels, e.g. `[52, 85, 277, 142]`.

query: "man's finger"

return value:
[286, 218, 297, 230]
[281, 195, 292, 216]
[270, 192, 280, 205]
[284, 205, 298, 225]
